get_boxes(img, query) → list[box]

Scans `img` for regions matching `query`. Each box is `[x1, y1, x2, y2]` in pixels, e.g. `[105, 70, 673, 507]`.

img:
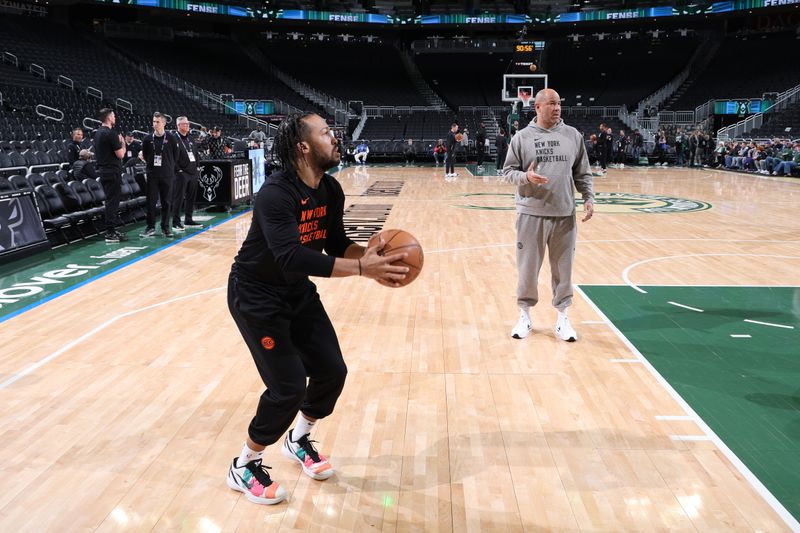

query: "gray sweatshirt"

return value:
[501, 118, 594, 217]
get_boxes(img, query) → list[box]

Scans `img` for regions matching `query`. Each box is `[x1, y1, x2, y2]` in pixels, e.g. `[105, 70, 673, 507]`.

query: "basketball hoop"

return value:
[518, 86, 533, 108]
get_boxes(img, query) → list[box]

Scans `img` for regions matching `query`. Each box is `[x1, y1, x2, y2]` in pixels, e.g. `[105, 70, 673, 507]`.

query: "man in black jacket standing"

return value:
[445, 123, 458, 178]
[173, 116, 202, 231]
[92, 109, 128, 243]
[141, 112, 179, 238]
[475, 123, 487, 172]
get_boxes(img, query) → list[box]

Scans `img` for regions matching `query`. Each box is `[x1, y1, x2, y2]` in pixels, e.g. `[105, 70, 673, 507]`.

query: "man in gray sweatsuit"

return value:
[502, 88, 595, 342]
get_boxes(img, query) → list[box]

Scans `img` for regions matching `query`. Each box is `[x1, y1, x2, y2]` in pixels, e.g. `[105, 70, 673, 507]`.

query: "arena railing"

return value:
[116, 98, 133, 113]
[57, 75, 73, 90]
[82, 117, 102, 132]
[2, 51, 18, 67]
[29, 63, 45, 79]
[717, 82, 800, 141]
[35, 104, 64, 122]
[86, 86, 103, 101]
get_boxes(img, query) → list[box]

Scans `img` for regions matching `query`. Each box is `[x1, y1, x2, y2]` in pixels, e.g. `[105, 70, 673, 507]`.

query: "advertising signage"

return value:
[556, 6, 674, 23]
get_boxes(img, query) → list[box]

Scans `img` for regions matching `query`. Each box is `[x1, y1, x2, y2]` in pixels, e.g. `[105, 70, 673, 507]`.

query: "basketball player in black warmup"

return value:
[226, 112, 409, 505]
[445, 123, 458, 177]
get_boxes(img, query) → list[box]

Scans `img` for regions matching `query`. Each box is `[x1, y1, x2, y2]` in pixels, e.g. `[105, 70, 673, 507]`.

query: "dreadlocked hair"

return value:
[271, 112, 315, 176]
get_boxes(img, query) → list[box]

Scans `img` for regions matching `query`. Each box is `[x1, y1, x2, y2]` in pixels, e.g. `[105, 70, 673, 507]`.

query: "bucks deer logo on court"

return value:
[199, 165, 223, 202]
[0, 197, 25, 252]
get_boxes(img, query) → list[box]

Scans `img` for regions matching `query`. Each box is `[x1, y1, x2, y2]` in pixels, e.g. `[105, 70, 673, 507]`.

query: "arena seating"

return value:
[109, 37, 324, 117]
[747, 102, 800, 140]
[664, 31, 798, 111]
[260, 40, 429, 106]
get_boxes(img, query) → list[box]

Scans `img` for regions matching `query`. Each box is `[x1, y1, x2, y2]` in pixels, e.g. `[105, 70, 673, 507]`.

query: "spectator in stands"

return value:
[510, 120, 520, 138]
[403, 139, 415, 166]
[354, 140, 369, 165]
[614, 130, 628, 169]
[249, 126, 267, 146]
[674, 129, 686, 166]
[495, 127, 507, 175]
[93, 108, 127, 243]
[460, 128, 469, 163]
[72, 149, 97, 181]
[476, 124, 487, 172]
[174, 116, 202, 230]
[201, 126, 228, 159]
[68, 128, 84, 165]
[772, 142, 800, 176]
[123, 133, 141, 167]
[141, 112, 180, 238]
[632, 130, 643, 163]
[445, 123, 458, 178]
[433, 139, 446, 167]
[688, 130, 699, 168]
[697, 132, 709, 167]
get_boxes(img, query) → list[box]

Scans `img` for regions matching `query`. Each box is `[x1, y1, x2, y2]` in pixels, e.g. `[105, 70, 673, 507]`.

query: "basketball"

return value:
[370, 229, 424, 287]
[455, 133, 464, 142]
[529, 63, 537, 72]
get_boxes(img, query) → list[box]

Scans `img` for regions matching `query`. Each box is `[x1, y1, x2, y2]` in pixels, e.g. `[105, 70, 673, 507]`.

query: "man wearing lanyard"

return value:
[141, 112, 180, 238]
[173, 116, 202, 231]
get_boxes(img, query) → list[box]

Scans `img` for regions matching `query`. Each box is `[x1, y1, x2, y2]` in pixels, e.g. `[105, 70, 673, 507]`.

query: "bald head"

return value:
[534, 88, 562, 129]
[534, 88, 560, 105]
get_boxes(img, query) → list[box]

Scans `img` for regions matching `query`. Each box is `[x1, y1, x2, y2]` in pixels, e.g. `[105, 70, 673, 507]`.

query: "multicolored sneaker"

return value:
[282, 430, 334, 480]
[227, 458, 287, 505]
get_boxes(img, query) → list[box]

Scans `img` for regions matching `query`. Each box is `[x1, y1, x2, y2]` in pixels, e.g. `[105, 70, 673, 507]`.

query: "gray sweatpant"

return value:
[515, 213, 576, 312]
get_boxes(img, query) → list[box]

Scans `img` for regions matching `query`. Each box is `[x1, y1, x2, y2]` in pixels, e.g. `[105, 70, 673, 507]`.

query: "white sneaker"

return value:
[227, 457, 287, 505]
[620, 163, 625, 169]
[555, 313, 577, 342]
[511, 310, 532, 339]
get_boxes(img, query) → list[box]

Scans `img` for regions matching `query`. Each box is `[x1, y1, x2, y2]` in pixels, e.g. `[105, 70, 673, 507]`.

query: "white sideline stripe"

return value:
[621, 253, 800, 294]
[656, 415, 694, 421]
[744, 319, 795, 330]
[0, 286, 225, 391]
[670, 435, 713, 442]
[668, 301, 704, 313]
[609, 358, 642, 363]
[574, 285, 800, 532]
[730, 334, 752, 338]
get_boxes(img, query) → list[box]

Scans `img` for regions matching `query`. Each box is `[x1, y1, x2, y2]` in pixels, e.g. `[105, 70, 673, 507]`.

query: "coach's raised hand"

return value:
[526, 161, 549, 185]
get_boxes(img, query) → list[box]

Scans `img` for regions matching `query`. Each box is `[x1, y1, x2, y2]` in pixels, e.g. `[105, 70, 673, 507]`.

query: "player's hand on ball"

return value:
[362, 235, 408, 287]
[526, 161, 549, 185]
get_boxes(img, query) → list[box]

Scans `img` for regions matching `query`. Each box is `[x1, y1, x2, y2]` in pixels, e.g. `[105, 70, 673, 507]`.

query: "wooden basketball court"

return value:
[1, 163, 798, 531]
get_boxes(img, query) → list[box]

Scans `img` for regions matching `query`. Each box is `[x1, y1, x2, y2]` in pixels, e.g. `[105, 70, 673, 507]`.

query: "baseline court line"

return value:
[575, 284, 800, 532]
[668, 301, 704, 313]
[731, 334, 752, 338]
[744, 319, 795, 330]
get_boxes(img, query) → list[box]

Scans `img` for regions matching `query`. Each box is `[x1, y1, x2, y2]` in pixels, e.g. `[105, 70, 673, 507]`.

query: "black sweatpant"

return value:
[146, 173, 172, 230]
[99, 170, 122, 232]
[170, 171, 186, 225]
[183, 172, 198, 223]
[445, 149, 455, 174]
[227, 272, 348, 446]
[477, 145, 485, 167]
[496, 148, 507, 170]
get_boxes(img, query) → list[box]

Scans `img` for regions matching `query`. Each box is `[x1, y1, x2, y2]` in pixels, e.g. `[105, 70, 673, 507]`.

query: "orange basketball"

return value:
[529, 63, 537, 72]
[370, 229, 424, 287]
[455, 133, 464, 142]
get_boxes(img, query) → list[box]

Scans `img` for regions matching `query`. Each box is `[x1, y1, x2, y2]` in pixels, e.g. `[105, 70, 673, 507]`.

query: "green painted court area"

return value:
[0, 208, 250, 324]
[581, 285, 800, 521]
